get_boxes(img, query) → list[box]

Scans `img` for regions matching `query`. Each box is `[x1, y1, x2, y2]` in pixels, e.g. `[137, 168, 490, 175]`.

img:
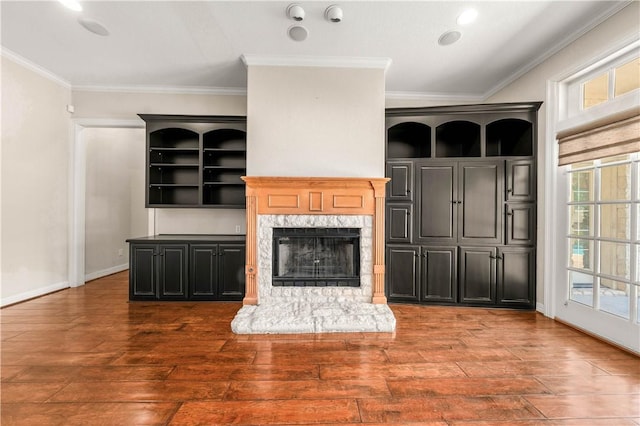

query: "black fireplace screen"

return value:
[272, 228, 360, 287]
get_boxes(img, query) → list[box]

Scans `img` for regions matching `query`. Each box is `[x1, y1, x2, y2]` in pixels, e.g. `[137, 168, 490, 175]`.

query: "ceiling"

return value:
[0, 1, 630, 99]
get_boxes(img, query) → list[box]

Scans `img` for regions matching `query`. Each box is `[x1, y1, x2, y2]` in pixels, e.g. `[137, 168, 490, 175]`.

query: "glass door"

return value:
[557, 154, 639, 352]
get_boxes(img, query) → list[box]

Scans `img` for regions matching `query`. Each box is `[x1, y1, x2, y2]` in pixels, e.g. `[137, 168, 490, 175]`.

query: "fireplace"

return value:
[231, 177, 396, 334]
[272, 227, 360, 287]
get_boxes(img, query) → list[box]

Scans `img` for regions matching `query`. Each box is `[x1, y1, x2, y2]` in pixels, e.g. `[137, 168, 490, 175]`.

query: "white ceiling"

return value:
[0, 1, 630, 99]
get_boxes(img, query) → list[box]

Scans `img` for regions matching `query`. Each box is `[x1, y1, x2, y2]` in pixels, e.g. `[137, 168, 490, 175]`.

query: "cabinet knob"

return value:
[406, 189, 411, 194]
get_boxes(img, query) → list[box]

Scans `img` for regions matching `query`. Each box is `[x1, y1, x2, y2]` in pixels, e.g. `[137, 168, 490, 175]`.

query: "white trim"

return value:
[543, 79, 560, 319]
[241, 54, 392, 72]
[1, 281, 70, 308]
[85, 263, 129, 282]
[536, 302, 545, 314]
[69, 119, 146, 289]
[1, 47, 71, 89]
[385, 91, 484, 103]
[72, 85, 247, 96]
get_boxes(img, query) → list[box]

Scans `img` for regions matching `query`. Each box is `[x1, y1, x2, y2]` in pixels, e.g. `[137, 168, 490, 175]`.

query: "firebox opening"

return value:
[272, 227, 360, 287]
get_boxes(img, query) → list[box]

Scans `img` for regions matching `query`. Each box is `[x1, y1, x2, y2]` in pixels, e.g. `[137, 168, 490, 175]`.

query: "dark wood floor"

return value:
[1, 271, 639, 425]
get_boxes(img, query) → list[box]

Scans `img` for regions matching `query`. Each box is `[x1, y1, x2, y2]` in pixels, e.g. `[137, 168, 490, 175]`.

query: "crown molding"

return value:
[71, 84, 247, 96]
[482, 0, 633, 100]
[385, 91, 484, 103]
[241, 54, 392, 72]
[1, 47, 71, 89]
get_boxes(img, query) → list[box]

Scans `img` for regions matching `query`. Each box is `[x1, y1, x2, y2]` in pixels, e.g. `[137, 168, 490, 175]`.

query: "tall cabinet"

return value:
[385, 102, 541, 309]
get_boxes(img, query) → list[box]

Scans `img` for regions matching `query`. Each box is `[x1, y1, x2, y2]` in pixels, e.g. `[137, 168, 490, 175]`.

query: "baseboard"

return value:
[536, 302, 545, 314]
[1, 281, 70, 308]
[85, 263, 128, 282]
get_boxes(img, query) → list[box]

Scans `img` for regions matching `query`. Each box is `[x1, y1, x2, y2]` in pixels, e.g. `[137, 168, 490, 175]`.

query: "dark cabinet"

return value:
[459, 246, 535, 306]
[386, 245, 457, 304]
[414, 161, 503, 246]
[386, 161, 413, 201]
[128, 235, 245, 301]
[129, 243, 188, 300]
[385, 102, 540, 309]
[421, 246, 457, 303]
[190, 244, 245, 300]
[139, 115, 247, 208]
[386, 203, 412, 244]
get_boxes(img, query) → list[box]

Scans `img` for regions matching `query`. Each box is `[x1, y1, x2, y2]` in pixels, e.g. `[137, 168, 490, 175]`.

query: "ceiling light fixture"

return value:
[58, 0, 82, 12]
[78, 17, 110, 36]
[325, 5, 343, 23]
[438, 30, 462, 46]
[457, 8, 478, 26]
[288, 25, 308, 41]
[286, 4, 305, 21]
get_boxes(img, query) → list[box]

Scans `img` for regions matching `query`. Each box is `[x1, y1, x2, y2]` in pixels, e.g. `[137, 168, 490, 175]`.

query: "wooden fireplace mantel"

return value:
[242, 176, 390, 305]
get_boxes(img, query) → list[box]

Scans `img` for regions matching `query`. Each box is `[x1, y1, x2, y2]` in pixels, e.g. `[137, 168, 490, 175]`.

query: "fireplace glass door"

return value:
[272, 228, 360, 287]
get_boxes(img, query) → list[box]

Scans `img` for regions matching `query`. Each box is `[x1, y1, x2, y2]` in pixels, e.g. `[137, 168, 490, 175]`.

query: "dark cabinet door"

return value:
[415, 162, 457, 244]
[506, 202, 535, 245]
[498, 247, 535, 307]
[190, 245, 218, 299]
[386, 246, 420, 302]
[130, 244, 156, 299]
[506, 159, 535, 202]
[218, 244, 245, 300]
[459, 246, 496, 304]
[386, 161, 414, 201]
[157, 244, 188, 299]
[459, 162, 503, 245]
[386, 203, 412, 244]
[421, 246, 457, 303]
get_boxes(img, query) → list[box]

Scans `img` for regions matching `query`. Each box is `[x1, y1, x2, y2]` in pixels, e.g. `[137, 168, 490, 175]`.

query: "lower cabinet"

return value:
[386, 245, 457, 304]
[190, 244, 245, 301]
[128, 235, 245, 301]
[387, 244, 534, 308]
[459, 246, 535, 307]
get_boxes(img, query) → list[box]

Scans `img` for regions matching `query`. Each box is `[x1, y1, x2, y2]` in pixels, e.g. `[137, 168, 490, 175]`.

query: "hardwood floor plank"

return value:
[1, 272, 638, 425]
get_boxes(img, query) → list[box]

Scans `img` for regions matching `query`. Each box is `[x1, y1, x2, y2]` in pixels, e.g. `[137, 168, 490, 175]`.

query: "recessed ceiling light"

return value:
[78, 17, 110, 36]
[457, 8, 478, 26]
[58, 0, 82, 12]
[288, 25, 308, 42]
[438, 30, 462, 46]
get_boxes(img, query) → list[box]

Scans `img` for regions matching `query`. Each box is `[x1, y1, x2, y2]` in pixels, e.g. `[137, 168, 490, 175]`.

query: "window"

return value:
[567, 154, 639, 320]
[582, 57, 640, 110]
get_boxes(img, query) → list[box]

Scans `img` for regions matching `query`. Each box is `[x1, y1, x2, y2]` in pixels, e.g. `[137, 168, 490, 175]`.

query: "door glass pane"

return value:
[600, 279, 629, 319]
[570, 271, 593, 306]
[569, 205, 593, 237]
[569, 238, 593, 270]
[599, 241, 631, 279]
[600, 163, 631, 201]
[600, 204, 631, 240]
[614, 57, 640, 98]
[570, 170, 594, 201]
[583, 73, 609, 109]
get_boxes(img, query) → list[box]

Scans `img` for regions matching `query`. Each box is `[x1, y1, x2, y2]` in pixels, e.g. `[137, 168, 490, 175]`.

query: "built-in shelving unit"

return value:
[385, 102, 542, 309]
[139, 114, 247, 208]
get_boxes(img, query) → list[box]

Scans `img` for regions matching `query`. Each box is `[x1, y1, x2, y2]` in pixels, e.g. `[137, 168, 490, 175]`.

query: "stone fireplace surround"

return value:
[231, 177, 396, 334]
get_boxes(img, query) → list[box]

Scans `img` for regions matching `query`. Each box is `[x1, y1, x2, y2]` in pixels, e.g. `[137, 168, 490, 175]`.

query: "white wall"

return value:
[246, 65, 386, 177]
[84, 128, 147, 280]
[486, 2, 639, 309]
[72, 89, 249, 235]
[1, 56, 72, 305]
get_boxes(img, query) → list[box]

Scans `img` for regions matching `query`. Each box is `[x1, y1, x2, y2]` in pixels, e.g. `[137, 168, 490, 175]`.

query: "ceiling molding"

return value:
[385, 91, 484, 103]
[482, 0, 633, 100]
[71, 85, 247, 96]
[241, 54, 392, 72]
[1, 47, 71, 89]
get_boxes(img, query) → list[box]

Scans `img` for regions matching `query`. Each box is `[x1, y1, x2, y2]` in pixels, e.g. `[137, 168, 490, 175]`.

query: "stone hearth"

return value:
[231, 177, 396, 334]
